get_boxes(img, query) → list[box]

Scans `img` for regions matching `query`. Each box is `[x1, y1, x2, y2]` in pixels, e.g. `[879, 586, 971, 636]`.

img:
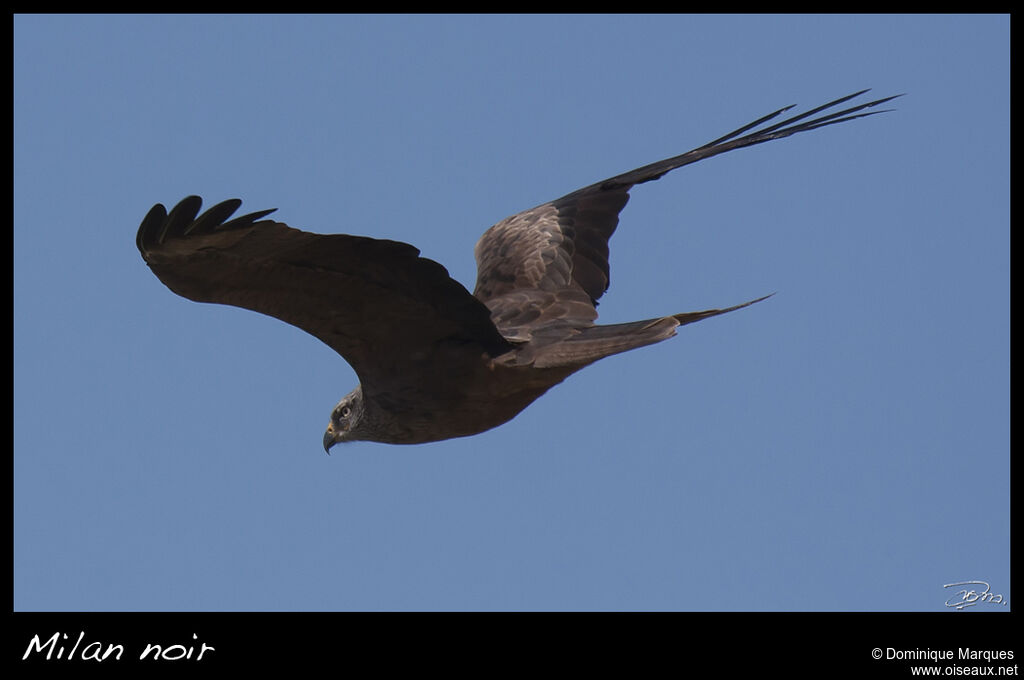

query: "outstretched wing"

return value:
[137, 196, 513, 393]
[473, 89, 901, 339]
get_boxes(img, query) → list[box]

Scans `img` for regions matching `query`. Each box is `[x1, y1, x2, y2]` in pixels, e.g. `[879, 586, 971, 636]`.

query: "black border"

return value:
[10, 611, 1020, 675]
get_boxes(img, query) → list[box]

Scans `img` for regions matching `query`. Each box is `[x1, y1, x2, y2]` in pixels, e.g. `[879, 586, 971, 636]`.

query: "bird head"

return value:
[323, 386, 365, 453]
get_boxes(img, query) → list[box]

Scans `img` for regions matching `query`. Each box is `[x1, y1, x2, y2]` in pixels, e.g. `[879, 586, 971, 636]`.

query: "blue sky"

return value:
[14, 15, 1009, 612]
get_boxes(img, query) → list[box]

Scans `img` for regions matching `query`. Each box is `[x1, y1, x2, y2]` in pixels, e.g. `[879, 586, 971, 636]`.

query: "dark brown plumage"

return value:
[136, 90, 898, 448]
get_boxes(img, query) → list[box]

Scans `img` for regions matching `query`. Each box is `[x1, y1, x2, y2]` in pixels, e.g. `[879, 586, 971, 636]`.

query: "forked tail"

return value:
[529, 294, 773, 368]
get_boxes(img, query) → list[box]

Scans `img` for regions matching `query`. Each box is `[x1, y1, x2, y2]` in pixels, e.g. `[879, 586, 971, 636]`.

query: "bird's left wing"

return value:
[473, 89, 900, 339]
[137, 196, 512, 393]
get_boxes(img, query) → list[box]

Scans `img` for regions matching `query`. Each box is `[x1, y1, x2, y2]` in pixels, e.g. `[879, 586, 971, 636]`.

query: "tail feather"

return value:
[529, 294, 772, 368]
[673, 293, 774, 327]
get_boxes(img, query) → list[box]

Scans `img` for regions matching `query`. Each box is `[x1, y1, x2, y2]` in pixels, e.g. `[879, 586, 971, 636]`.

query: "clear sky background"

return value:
[14, 14, 1009, 612]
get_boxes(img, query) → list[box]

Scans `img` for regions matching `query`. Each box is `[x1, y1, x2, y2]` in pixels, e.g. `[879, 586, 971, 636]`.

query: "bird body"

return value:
[136, 90, 898, 449]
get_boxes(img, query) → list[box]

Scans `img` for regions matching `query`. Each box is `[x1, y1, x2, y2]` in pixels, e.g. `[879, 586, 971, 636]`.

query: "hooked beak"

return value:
[323, 423, 338, 455]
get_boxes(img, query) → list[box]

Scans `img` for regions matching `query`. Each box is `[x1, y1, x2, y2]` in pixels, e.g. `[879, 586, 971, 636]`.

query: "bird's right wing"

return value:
[137, 196, 512, 394]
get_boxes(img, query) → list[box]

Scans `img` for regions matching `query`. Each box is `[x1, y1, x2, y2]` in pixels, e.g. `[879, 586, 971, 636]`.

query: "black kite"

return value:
[136, 90, 898, 449]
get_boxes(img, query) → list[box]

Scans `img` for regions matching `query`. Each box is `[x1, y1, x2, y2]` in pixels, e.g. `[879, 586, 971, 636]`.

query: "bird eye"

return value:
[340, 406, 351, 418]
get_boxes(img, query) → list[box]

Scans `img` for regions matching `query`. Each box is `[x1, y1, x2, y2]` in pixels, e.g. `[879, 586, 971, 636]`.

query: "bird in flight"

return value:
[137, 89, 898, 450]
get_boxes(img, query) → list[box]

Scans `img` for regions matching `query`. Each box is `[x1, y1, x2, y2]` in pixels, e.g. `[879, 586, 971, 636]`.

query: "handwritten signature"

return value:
[943, 581, 1008, 610]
